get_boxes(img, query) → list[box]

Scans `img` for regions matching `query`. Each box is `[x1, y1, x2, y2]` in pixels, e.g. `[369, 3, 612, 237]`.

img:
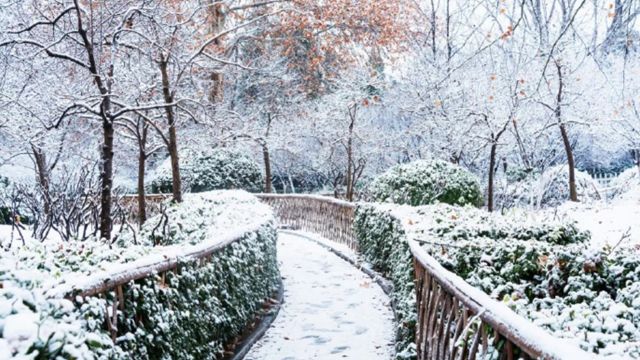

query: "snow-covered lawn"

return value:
[245, 232, 395, 360]
[550, 188, 640, 248]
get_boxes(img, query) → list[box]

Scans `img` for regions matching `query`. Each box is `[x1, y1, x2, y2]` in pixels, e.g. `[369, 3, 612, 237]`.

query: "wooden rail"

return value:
[410, 240, 592, 360]
[257, 194, 591, 360]
[257, 194, 357, 251]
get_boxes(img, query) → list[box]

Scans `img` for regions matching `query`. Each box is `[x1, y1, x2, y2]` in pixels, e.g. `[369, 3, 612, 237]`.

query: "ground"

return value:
[245, 232, 395, 360]
[552, 187, 640, 248]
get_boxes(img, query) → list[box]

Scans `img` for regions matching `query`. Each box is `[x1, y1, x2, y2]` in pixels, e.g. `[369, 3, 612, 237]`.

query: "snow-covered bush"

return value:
[534, 165, 601, 207]
[608, 166, 640, 200]
[366, 159, 483, 207]
[150, 149, 263, 194]
[1, 191, 280, 359]
[499, 165, 601, 209]
[356, 202, 640, 357]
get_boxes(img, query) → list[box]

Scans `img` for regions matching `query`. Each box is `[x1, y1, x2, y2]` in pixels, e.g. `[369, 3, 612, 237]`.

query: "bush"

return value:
[354, 203, 589, 359]
[150, 149, 263, 194]
[355, 202, 640, 357]
[609, 166, 640, 200]
[534, 165, 601, 207]
[1, 191, 279, 359]
[499, 165, 602, 209]
[366, 159, 483, 207]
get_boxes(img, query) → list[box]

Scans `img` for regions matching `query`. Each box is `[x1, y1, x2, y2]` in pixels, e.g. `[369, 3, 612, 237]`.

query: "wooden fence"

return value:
[47, 224, 267, 344]
[257, 194, 357, 251]
[259, 194, 591, 360]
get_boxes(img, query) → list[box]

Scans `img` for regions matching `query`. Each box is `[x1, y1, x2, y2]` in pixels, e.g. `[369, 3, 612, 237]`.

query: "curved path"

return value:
[245, 232, 395, 359]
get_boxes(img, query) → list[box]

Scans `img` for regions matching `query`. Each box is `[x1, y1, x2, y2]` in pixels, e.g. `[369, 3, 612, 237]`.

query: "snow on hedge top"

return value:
[2, 190, 273, 294]
[1, 190, 273, 358]
[366, 159, 483, 207]
[365, 202, 589, 246]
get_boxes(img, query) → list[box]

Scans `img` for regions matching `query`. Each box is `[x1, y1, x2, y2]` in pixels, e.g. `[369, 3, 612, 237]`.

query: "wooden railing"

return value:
[258, 194, 591, 360]
[410, 240, 592, 360]
[257, 194, 357, 251]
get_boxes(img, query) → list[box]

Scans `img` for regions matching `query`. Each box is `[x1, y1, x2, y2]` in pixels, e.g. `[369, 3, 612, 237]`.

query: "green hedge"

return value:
[94, 226, 279, 359]
[1, 191, 280, 359]
[355, 204, 416, 359]
[150, 149, 263, 194]
[366, 159, 483, 207]
[354, 203, 590, 359]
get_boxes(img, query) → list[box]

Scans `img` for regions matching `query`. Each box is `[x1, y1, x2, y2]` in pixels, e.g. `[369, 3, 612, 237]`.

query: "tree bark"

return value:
[159, 57, 182, 203]
[137, 124, 148, 226]
[488, 142, 498, 212]
[345, 104, 356, 202]
[31, 145, 50, 216]
[555, 61, 578, 202]
[262, 143, 272, 193]
[99, 119, 115, 240]
[209, 3, 226, 102]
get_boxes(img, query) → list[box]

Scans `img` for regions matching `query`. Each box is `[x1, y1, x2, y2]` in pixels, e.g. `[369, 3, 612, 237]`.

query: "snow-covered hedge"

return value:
[366, 159, 483, 207]
[150, 149, 263, 194]
[354, 205, 416, 359]
[1, 191, 280, 359]
[354, 203, 638, 357]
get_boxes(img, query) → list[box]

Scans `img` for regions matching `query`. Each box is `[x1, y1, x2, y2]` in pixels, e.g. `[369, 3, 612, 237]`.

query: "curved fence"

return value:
[258, 194, 591, 360]
[257, 194, 357, 251]
[41, 192, 280, 358]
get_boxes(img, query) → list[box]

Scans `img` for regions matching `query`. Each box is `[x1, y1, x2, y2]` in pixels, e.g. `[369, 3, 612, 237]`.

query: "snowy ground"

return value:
[245, 232, 395, 360]
[550, 188, 640, 248]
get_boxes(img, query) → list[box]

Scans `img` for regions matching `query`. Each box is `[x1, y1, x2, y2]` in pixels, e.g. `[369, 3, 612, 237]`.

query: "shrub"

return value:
[609, 166, 640, 200]
[150, 149, 263, 194]
[366, 159, 483, 207]
[354, 203, 590, 359]
[1, 191, 279, 359]
[355, 202, 640, 357]
[534, 165, 601, 207]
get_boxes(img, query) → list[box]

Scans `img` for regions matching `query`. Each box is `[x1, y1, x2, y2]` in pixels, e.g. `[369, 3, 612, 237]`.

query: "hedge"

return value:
[1, 190, 280, 359]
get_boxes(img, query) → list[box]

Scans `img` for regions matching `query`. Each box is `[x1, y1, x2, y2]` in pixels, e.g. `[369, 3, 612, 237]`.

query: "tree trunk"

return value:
[345, 105, 356, 202]
[31, 145, 50, 216]
[559, 124, 578, 201]
[262, 143, 272, 193]
[137, 152, 147, 226]
[99, 118, 114, 241]
[555, 61, 578, 202]
[209, 4, 226, 102]
[159, 58, 182, 203]
[137, 124, 147, 226]
[488, 142, 498, 212]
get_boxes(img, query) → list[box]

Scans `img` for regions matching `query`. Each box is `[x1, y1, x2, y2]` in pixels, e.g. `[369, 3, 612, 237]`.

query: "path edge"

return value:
[227, 278, 285, 360]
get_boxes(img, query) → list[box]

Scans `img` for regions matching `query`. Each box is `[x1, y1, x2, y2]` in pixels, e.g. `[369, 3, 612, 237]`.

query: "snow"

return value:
[550, 187, 640, 248]
[245, 232, 395, 360]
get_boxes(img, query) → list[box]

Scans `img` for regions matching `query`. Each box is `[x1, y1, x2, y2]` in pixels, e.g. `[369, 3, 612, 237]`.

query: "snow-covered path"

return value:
[244, 232, 395, 360]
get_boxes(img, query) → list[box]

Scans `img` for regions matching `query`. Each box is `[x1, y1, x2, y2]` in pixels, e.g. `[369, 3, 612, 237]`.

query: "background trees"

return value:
[2, 0, 640, 241]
